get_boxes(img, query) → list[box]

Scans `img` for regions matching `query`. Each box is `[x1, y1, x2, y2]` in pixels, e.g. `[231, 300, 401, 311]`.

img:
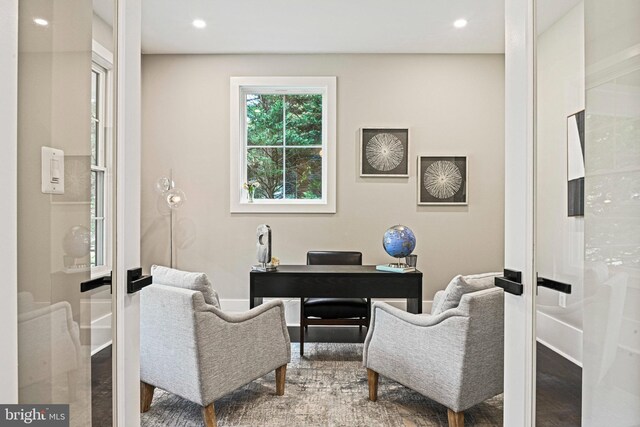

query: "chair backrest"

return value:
[307, 251, 362, 265]
[140, 284, 205, 404]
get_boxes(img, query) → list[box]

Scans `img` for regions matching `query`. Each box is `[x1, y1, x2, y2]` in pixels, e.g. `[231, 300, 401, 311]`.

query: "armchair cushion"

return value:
[431, 272, 500, 315]
[151, 265, 220, 308]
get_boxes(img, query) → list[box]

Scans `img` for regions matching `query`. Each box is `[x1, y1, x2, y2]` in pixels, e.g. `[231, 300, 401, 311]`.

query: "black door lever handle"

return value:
[494, 269, 523, 296]
[80, 272, 112, 293]
[127, 268, 152, 293]
[537, 276, 572, 294]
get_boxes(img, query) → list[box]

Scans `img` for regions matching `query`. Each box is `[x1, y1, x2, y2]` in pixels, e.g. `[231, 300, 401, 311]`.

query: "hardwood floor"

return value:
[536, 342, 582, 426]
[91, 345, 113, 427]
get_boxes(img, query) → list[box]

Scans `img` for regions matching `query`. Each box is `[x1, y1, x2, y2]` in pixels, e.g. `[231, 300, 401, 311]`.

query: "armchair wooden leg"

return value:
[140, 381, 155, 413]
[275, 365, 287, 396]
[447, 409, 464, 427]
[202, 403, 217, 427]
[367, 369, 379, 402]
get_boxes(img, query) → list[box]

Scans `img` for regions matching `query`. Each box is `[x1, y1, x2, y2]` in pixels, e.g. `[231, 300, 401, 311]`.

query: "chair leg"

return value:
[275, 364, 287, 395]
[367, 369, 379, 402]
[140, 381, 155, 413]
[202, 403, 217, 427]
[447, 409, 464, 427]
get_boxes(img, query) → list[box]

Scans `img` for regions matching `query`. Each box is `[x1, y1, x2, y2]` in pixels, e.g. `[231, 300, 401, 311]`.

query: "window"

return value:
[230, 77, 336, 213]
[90, 42, 113, 274]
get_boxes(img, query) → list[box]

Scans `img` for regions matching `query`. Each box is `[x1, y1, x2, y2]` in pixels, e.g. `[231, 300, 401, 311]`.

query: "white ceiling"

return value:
[142, 0, 505, 54]
[140, 0, 582, 55]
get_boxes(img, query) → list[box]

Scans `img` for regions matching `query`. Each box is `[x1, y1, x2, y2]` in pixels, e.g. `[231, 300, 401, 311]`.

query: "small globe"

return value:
[382, 225, 416, 259]
[63, 225, 91, 258]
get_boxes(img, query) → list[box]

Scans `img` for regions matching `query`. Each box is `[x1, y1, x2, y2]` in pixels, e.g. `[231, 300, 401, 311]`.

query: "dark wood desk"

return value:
[250, 265, 423, 314]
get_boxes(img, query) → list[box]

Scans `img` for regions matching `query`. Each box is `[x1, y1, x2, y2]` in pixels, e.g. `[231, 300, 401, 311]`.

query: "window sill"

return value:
[230, 199, 336, 214]
[91, 265, 112, 279]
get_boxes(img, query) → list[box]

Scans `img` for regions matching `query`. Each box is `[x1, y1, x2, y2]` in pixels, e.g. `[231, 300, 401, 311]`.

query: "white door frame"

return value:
[114, 0, 142, 426]
[0, 0, 19, 404]
[504, 0, 536, 425]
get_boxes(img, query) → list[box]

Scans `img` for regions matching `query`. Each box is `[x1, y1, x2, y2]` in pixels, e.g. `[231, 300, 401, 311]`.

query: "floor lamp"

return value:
[156, 172, 186, 268]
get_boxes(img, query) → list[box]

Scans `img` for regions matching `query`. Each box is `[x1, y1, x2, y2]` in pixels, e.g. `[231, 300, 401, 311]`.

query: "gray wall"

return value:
[141, 54, 505, 309]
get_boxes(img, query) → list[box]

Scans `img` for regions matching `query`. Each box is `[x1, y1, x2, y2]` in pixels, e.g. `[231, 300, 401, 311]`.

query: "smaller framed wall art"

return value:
[417, 156, 468, 205]
[567, 110, 585, 217]
[360, 128, 409, 177]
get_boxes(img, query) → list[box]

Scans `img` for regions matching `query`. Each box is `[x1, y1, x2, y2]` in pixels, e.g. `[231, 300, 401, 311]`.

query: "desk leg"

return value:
[250, 297, 263, 309]
[407, 298, 422, 314]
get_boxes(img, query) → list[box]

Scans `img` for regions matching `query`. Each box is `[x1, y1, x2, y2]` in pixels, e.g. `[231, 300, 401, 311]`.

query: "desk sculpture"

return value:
[253, 224, 277, 272]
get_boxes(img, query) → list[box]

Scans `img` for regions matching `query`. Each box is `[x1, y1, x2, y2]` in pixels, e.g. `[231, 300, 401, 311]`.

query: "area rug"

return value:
[141, 343, 503, 426]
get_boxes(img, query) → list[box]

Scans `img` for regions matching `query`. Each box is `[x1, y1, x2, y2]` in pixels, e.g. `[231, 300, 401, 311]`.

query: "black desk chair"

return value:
[300, 251, 370, 355]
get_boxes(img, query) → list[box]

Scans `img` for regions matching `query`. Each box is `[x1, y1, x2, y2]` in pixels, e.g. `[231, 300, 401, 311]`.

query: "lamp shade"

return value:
[166, 188, 186, 209]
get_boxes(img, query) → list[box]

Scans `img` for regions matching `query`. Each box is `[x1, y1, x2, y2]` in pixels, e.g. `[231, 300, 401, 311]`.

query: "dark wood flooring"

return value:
[536, 342, 582, 426]
[91, 345, 113, 427]
[93, 328, 582, 426]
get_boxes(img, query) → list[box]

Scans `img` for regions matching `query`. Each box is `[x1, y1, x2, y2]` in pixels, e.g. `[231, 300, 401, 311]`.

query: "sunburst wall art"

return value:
[418, 156, 467, 205]
[360, 128, 409, 177]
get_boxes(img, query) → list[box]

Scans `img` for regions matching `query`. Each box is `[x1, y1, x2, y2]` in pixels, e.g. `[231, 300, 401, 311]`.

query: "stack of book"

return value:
[376, 264, 416, 273]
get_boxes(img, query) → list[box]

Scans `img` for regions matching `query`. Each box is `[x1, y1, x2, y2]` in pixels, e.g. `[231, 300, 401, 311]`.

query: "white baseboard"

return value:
[220, 298, 433, 326]
[536, 310, 583, 367]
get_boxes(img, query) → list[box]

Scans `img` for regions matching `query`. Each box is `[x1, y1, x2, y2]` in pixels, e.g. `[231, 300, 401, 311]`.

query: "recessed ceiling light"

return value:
[192, 19, 207, 29]
[33, 17, 49, 27]
[453, 19, 468, 28]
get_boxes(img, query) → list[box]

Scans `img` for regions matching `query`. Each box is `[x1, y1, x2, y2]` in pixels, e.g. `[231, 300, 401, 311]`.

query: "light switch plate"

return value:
[41, 146, 65, 194]
[558, 293, 567, 308]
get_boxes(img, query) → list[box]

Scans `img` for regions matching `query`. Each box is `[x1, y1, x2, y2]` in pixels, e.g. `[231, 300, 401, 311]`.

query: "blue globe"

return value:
[382, 225, 416, 259]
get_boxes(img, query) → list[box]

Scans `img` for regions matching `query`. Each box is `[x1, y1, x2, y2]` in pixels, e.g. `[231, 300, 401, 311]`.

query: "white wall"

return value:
[92, 13, 113, 52]
[535, 3, 585, 365]
[141, 54, 505, 314]
[0, 0, 19, 404]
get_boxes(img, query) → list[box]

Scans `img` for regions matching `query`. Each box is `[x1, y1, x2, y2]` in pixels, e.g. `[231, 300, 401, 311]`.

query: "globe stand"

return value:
[388, 261, 409, 268]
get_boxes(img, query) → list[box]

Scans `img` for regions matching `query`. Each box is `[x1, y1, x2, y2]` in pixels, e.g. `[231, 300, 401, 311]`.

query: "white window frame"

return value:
[230, 76, 336, 213]
[91, 41, 113, 278]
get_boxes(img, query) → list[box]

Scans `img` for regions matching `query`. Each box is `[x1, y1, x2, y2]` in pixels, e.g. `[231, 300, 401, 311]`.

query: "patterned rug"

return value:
[141, 343, 503, 426]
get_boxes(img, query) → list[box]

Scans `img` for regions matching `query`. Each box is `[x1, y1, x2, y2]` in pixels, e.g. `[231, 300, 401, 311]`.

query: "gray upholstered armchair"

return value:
[363, 273, 503, 427]
[140, 266, 291, 427]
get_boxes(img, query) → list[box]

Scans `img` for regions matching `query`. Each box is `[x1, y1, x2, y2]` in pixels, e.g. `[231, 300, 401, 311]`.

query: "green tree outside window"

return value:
[246, 93, 323, 200]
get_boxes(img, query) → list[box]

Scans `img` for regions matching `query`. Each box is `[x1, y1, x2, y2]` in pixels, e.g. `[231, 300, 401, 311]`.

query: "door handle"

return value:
[127, 268, 152, 293]
[537, 275, 572, 294]
[80, 272, 112, 293]
[494, 269, 523, 296]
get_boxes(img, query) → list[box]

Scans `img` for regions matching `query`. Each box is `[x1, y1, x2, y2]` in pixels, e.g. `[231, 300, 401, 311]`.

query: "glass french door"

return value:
[534, 1, 585, 425]
[533, 0, 640, 425]
[17, 0, 116, 426]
